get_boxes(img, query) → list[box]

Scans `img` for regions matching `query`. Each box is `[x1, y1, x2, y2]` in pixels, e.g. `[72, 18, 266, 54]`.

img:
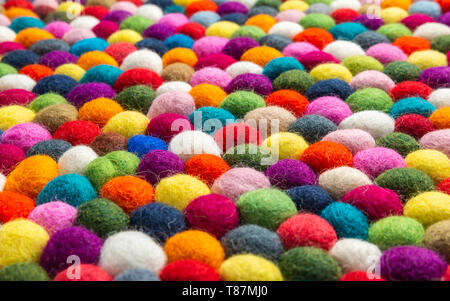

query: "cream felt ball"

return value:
[428, 88, 450, 109]
[329, 238, 381, 274]
[120, 49, 163, 75]
[322, 129, 376, 155]
[0, 174, 5, 192]
[420, 129, 450, 156]
[99, 231, 167, 277]
[0, 74, 36, 92]
[318, 166, 373, 199]
[353, 147, 406, 179]
[323, 40, 365, 61]
[338, 110, 395, 140]
[268, 21, 304, 39]
[136, 4, 164, 22]
[330, 0, 361, 11]
[244, 106, 297, 137]
[156, 81, 192, 95]
[168, 130, 222, 161]
[235, 0, 257, 9]
[70, 16, 100, 30]
[350, 70, 396, 93]
[225, 61, 263, 77]
[0, 26, 16, 43]
[147, 91, 196, 118]
[414, 23, 450, 41]
[58, 145, 99, 175]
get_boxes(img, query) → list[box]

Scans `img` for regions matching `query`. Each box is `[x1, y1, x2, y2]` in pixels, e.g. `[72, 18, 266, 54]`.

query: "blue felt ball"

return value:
[305, 79, 354, 100]
[130, 203, 187, 243]
[127, 135, 168, 158]
[330, 22, 368, 40]
[146, 0, 173, 9]
[70, 38, 109, 56]
[259, 34, 292, 51]
[37, 174, 97, 207]
[10, 17, 45, 33]
[164, 34, 194, 50]
[320, 202, 369, 240]
[29, 39, 70, 55]
[221, 13, 248, 25]
[285, 185, 333, 214]
[389, 97, 436, 119]
[248, 6, 278, 17]
[263, 57, 304, 81]
[164, 4, 185, 13]
[288, 114, 337, 143]
[353, 31, 390, 50]
[32, 74, 79, 97]
[189, 107, 236, 135]
[135, 38, 168, 56]
[114, 268, 160, 281]
[26, 139, 72, 160]
[1, 50, 39, 69]
[80, 65, 123, 86]
[221, 224, 284, 261]
[408, 1, 442, 18]
[190, 11, 221, 28]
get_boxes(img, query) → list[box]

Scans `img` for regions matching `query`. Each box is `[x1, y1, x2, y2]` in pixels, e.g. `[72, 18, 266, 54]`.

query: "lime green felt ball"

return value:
[346, 88, 393, 112]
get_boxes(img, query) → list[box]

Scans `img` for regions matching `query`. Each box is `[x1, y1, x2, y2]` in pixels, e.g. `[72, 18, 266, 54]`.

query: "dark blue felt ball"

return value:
[26, 139, 72, 160]
[127, 135, 168, 158]
[32, 74, 79, 97]
[353, 31, 390, 50]
[305, 78, 354, 100]
[221, 13, 248, 25]
[288, 114, 337, 143]
[146, 0, 173, 9]
[135, 38, 168, 56]
[1, 50, 39, 69]
[285, 185, 333, 214]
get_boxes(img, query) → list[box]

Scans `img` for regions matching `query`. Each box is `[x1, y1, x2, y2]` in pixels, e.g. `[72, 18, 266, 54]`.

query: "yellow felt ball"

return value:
[429, 107, 450, 129]
[408, 50, 448, 70]
[164, 230, 224, 269]
[107, 29, 143, 44]
[57, 2, 84, 17]
[0, 105, 35, 130]
[79, 97, 123, 127]
[77, 51, 118, 70]
[262, 132, 309, 160]
[15, 28, 54, 48]
[381, 7, 409, 24]
[310, 63, 353, 82]
[220, 254, 283, 281]
[404, 191, 450, 227]
[206, 21, 240, 38]
[103, 111, 149, 139]
[173, 0, 198, 6]
[241, 46, 283, 67]
[405, 149, 450, 183]
[54, 64, 86, 81]
[0, 219, 49, 267]
[162, 48, 198, 67]
[381, 0, 412, 10]
[155, 174, 210, 210]
[189, 83, 227, 108]
[245, 14, 277, 32]
[279, 1, 309, 12]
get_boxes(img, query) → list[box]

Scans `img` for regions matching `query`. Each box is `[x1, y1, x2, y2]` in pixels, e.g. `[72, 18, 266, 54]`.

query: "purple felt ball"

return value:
[401, 14, 434, 30]
[66, 83, 116, 108]
[217, 2, 248, 16]
[379, 246, 446, 281]
[353, 147, 406, 179]
[264, 159, 317, 189]
[137, 150, 185, 185]
[437, 12, 450, 26]
[221, 37, 260, 60]
[305, 96, 352, 125]
[353, 14, 384, 30]
[297, 51, 339, 70]
[143, 23, 176, 40]
[40, 50, 78, 69]
[102, 10, 132, 24]
[1, 122, 52, 152]
[225, 73, 273, 96]
[419, 66, 450, 89]
[40, 226, 103, 276]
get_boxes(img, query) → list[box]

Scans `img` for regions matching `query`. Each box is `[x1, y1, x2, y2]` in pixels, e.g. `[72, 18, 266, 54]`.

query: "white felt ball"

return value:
[323, 40, 365, 61]
[329, 239, 382, 273]
[338, 110, 395, 139]
[156, 81, 192, 95]
[99, 231, 167, 277]
[0, 26, 16, 43]
[268, 21, 303, 39]
[169, 130, 222, 161]
[318, 166, 372, 199]
[0, 173, 6, 192]
[70, 16, 100, 30]
[235, 0, 257, 9]
[0, 74, 36, 92]
[330, 0, 361, 11]
[413, 23, 450, 41]
[427, 88, 450, 109]
[135, 4, 163, 22]
[225, 61, 263, 78]
[110, 1, 138, 14]
[120, 49, 163, 75]
[58, 145, 98, 175]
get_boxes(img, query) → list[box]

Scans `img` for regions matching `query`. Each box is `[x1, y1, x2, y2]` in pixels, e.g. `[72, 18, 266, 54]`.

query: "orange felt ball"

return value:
[78, 98, 124, 127]
[429, 107, 450, 129]
[300, 141, 353, 172]
[393, 36, 430, 55]
[265, 89, 309, 117]
[240, 46, 283, 67]
[0, 191, 35, 223]
[189, 83, 227, 108]
[185, 0, 218, 18]
[185, 154, 230, 186]
[381, 0, 412, 10]
[162, 48, 198, 67]
[14, 28, 55, 48]
[100, 175, 154, 214]
[293, 28, 334, 49]
[77, 51, 118, 70]
[245, 14, 277, 33]
[19, 64, 54, 81]
[5, 7, 39, 19]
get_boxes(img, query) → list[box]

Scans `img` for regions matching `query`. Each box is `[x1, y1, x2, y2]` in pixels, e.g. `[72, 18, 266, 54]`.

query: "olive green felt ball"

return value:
[223, 144, 272, 171]
[431, 35, 450, 54]
[273, 70, 315, 94]
[376, 132, 420, 157]
[377, 24, 412, 42]
[346, 88, 393, 112]
[231, 26, 266, 41]
[341, 55, 384, 75]
[0, 263, 50, 281]
[383, 61, 421, 83]
[300, 14, 336, 31]
[28, 93, 68, 112]
[114, 85, 157, 114]
[255, 0, 282, 9]
[219, 91, 266, 119]
[120, 16, 153, 34]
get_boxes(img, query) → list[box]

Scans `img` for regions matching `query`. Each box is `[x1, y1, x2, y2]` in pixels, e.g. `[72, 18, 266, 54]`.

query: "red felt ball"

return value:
[82, 6, 109, 20]
[92, 21, 119, 40]
[277, 213, 338, 251]
[0, 89, 36, 106]
[114, 68, 163, 92]
[339, 271, 385, 281]
[213, 123, 262, 152]
[54, 264, 112, 281]
[159, 260, 221, 281]
[300, 141, 353, 172]
[146, 113, 193, 143]
[175, 22, 206, 40]
[331, 8, 359, 23]
[185, 0, 218, 18]
[444, 266, 450, 281]
[0, 191, 35, 223]
[0, 143, 26, 175]
[390, 81, 433, 101]
[194, 53, 237, 70]
[53, 120, 102, 145]
[394, 114, 435, 139]
[437, 178, 450, 194]
[185, 154, 230, 186]
[4, 0, 33, 10]
[104, 42, 137, 65]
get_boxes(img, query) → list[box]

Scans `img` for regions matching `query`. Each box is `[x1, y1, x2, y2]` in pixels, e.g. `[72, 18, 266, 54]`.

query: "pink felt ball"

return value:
[275, 10, 306, 23]
[350, 70, 395, 92]
[63, 28, 96, 45]
[1, 122, 52, 152]
[0, 15, 11, 26]
[0, 89, 36, 106]
[282, 42, 319, 59]
[158, 13, 189, 28]
[147, 91, 196, 119]
[365, 43, 408, 65]
[45, 21, 72, 39]
[322, 129, 376, 155]
[34, 0, 58, 9]
[0, 143, 26, 175]
[419, 129, 450, 156]
[189, 67, 232, 89]
[28, 201, 77, 236]
[184, 193, 239, 238]
[211, 167, 271, 201]
[340, 184, 403, 221]
[110, 2, 138, 14]
[353, 147, 406, 179]
[192, 36, 229, 58]
[305, 96, 353, 125]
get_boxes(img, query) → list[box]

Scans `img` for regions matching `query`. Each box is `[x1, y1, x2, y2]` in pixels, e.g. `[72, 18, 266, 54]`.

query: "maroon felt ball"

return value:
[146, 113, 193, 143]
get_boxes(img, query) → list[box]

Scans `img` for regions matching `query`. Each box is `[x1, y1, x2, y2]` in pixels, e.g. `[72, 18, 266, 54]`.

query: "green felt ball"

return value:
[374, 168, 435, 200]
[368, 216, 425, 250]
[104, 150, 140, 176]
[219, 91, 266, 118]
[75, 198, 129, 238]
[223, 144, 272, 171]
[86, 157, 117, 191]
[300, 14, 335, 31]
[0, 262, 50, 281]
[376, 132, 419, 157]
[341, 55, 384, 75]
[273, 70, 315, 94]
[383, 61, 421, 83]
[28, 93, 67, 112]
[114, 85, 156, 114]
[120, 16, 153, 34]
[255, 0, 282, 9]
[376, 24, 412, 42]
[431, 35, 450, 54]
[236, 188, 297, 230]
[346, 88, 393, 112]
[0, 63, 17, 77]
[231, 26, 266, 41]
[279, 247, 342, 281]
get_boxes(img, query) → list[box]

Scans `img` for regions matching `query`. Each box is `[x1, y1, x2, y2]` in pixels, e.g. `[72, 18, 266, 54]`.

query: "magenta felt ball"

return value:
[217, 2, 248, 16]
[221, 37, 260, 60]
[264, 159, 317, 189]
[159, 13, 189, 28]
[193, 37, 229, 58]
[1, 122, 52, 152]
[28, 201, 77, 236]
[366, 43, 408, 65]
[137, 149, 185, 185]
[353, 147, 406, 178]
[225, 73, 273, 96]
[45, 21, 72, 39]
[0, 42, 25, 55]
[305, 96, 352, 125]
[189, 67, 232, 89]
[195, 54, 237, 70]
[184, 194, 239, 238]
[340, 184, 403, 221]
[146, 113, 193, 143]
[40, 226, 103, 277]
[297, 51, 339, 71]
[0, 89, 36, 106]
[147, 91, 196, 119]
[350, 70, 395, 92]
[401, 14, 434, 31]
[0, 143, 25, 175]
[322, 129, 376, 155]
[282, 42, 319, 59]
[93, 21, 119, 39]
